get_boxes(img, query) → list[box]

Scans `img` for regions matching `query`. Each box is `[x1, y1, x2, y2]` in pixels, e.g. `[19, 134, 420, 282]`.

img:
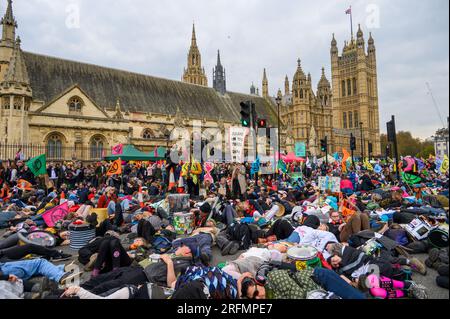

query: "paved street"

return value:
[3, 228, 447, 299]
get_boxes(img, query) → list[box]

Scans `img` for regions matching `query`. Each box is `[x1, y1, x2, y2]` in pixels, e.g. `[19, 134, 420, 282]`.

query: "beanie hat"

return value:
[199, 202, 212, 214]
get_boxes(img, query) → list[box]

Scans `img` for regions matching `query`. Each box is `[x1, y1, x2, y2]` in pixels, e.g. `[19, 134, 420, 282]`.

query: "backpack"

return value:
[227, 223, 252, 250]
[151, 236, 172, 254]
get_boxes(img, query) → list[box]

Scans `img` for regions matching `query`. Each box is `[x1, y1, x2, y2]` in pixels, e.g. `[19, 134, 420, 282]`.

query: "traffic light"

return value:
[350, 134, 357, 151]
[240, 101, 251, 127]
[257, 119, 267, 128]
[320, 137, 328, 153]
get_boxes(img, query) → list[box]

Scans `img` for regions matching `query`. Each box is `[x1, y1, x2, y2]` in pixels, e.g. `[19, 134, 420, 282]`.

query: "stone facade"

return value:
[0, 3, 278, 161]
[275, 61, 333, 155]
[270, 24, 381, 156]
[330, 25, 381, 157]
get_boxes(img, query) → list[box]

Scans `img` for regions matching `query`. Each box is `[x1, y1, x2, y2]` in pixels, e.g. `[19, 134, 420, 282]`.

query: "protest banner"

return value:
[318, 176, 341, 193]
[295, 142, 306, 158]
[229, 127, 248, 163]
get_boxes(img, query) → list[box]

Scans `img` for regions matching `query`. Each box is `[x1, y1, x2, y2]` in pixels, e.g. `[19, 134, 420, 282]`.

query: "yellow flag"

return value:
[441, 155, 449, 173]
[365, 158, 374, 171]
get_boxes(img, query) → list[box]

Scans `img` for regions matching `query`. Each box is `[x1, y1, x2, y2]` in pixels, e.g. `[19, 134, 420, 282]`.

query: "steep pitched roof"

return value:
[23, 51, 278, 124]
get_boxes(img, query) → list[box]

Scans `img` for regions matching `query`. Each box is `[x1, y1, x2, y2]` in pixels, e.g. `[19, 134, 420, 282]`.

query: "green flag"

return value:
[278, 159, 287, 174]
[402, 172, 421, 186]
[26, 154, 47, 176]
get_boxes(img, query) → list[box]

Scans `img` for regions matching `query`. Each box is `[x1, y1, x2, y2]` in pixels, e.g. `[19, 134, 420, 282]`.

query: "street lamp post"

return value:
[359, 122, 364, 160]
[275, 96, 282, 179]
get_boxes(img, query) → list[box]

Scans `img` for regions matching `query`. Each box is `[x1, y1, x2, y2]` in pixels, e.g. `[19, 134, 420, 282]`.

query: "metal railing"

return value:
[0, 143, 108, 162]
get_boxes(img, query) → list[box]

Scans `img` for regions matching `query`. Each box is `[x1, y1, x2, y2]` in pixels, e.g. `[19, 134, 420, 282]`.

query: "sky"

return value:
[10, 0, 450, 139]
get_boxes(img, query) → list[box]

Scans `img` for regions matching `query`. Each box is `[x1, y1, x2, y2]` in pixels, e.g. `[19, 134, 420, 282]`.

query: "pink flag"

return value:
[42, 202, 69, 227]
[345, 7, 352, 14]
[203, 162, 214, 184]
[112, 144, 123, 155]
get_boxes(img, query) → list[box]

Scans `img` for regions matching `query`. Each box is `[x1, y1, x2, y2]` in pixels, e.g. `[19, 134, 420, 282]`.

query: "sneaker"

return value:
[409, 257, 427, 276]
[84, 253, 98, 272]
[228, 241, 240, 256]
[59, 271, 82, 286]
[51, 251, 72, 262]
[406, 281, 428, 299]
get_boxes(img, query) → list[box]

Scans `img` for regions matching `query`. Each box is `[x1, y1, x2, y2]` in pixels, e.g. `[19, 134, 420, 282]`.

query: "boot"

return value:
[216, 235, 231, 251]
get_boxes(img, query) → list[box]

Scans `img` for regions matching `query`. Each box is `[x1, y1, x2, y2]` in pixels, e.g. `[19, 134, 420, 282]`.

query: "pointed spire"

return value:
[357, 23, 363, 38]
[318, 66, 330, 89]
[368, 32, 375, 45]
[3, 37, 30, 86]
[191, 22, 197, 47]
[1, 0, 16, 26]
[217, 50, 222, 66]
[262, 69, 268, 98]
[284, 75, 290, 96]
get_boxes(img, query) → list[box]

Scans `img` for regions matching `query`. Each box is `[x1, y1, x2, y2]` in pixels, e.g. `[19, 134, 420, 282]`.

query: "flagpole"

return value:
[350, 5, 354, 39]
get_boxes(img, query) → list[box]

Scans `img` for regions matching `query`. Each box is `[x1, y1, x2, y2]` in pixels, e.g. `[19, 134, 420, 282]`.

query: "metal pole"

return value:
[360, 122, 364, 161]
[351, 133, 355, 166]
[325, 136, 328, 166]
[391, 116, 400, 181]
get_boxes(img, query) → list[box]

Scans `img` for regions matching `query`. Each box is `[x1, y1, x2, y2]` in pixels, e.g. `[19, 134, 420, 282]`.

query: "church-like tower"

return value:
[330, 24, 381, 156]
[182, 23, 208, 86]
[0, 37, 32, 144]
[213, 50, 226, 94]
[0, 0, 17, 82]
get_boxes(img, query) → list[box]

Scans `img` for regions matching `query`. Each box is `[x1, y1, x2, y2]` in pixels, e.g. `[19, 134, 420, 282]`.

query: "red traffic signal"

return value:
[258, 119, 267, 128]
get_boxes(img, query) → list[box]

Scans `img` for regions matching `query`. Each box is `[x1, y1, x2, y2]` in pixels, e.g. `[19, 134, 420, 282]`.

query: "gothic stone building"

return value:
[0, 1, 277, 161]
[264, 24, 381, 157]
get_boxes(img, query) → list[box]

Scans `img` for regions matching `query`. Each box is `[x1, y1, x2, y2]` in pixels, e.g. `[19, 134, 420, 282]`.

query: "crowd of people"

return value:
[0, 151, 448, 300]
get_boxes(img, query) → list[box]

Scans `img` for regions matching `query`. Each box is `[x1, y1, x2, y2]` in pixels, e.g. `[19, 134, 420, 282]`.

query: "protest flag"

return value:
[26, 154, 47, 177]
[106, 159, 123, 176]
[441, 155, 449, 173]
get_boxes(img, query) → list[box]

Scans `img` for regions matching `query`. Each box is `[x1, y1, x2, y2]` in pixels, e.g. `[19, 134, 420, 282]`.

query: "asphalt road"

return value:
[2, 229, 448, 300]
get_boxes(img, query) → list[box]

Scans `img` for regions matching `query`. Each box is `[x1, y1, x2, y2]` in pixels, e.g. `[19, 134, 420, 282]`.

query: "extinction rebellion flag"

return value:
[26, 154, 47, 177]
[107, 159, 123, 176]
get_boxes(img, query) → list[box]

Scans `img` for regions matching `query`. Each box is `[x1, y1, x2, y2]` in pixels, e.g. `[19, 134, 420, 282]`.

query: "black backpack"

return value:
[227, 223, 252, 250]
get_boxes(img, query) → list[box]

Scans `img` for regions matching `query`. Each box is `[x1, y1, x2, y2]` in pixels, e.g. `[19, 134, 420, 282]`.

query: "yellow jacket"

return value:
[181, 162, 203, 185]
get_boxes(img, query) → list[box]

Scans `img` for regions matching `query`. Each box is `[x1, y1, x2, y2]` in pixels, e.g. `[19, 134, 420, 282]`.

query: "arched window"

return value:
[342, 81, 346, 97]
[348, 111, 353, 128]
[46, 134, 63, 160]
[353, 78, 357, 95]
[294, 90, 298, 98]
[90, 136, 105, 160]
[142, 129, 154, 139]
[347, 79, 352, 96]
[300, 89, 304, 99]
[13, 97, 22, 110]
[2, 97, 10, 110]
[343, 112, 347, 129]
[354, 111, 359, 128]
[68, 96, 83, 112]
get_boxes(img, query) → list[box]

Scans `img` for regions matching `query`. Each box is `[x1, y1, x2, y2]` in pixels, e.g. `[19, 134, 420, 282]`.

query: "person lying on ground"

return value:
[0, 258, 80, 286]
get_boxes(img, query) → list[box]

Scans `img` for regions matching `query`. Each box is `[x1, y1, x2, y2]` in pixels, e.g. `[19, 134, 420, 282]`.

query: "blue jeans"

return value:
[0, 258, 66, 282]
[313, 268, 366, 300]
[107, 199, 131, 216]
[284, 231, 300, 244]
[0, 211, 17, 228]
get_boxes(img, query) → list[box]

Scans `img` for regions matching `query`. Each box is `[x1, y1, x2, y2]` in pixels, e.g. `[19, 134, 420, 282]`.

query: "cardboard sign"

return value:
[318, 176, 341, 193]
[229, 127, 248, 163]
